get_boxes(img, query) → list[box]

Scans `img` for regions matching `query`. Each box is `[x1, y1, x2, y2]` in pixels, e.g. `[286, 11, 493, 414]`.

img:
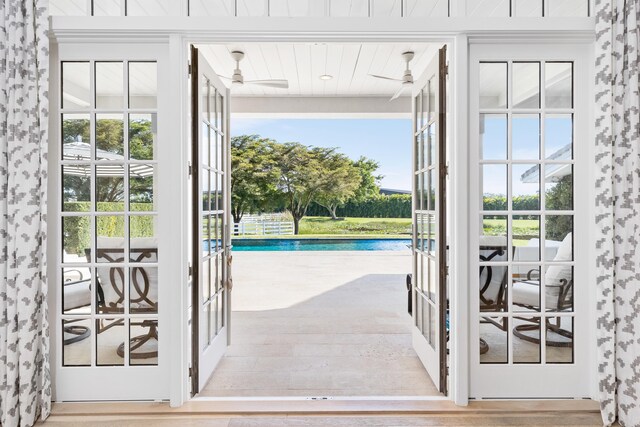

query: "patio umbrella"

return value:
[63, 141, 154, 178]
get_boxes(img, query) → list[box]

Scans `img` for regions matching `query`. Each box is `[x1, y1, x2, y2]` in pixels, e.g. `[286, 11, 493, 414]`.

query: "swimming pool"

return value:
[230, 238, 411, 251]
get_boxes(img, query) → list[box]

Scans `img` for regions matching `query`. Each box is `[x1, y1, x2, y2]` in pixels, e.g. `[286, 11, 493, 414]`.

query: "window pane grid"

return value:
[60, 59, 158, 367]
[479, 59, 574, 366]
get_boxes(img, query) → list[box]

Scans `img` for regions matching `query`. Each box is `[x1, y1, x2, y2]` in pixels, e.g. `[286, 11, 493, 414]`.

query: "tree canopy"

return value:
[230, 135, 384, 234]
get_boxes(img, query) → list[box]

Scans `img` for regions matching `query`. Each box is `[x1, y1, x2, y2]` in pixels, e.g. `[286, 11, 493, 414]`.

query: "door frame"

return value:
[173, 34, 464, 408]
[48, 21, 597, 408]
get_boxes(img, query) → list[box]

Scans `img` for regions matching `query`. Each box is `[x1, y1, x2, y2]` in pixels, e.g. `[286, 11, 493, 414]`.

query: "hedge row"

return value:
[306, 194, 412, 218]
[62, 202, 155, 256]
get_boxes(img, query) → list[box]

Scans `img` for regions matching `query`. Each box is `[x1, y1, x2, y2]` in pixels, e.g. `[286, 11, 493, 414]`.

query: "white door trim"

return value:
[48, 27, 596, 408]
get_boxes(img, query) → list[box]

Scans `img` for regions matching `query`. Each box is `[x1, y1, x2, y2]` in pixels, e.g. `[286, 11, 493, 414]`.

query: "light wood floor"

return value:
[45, 400, 604, 426]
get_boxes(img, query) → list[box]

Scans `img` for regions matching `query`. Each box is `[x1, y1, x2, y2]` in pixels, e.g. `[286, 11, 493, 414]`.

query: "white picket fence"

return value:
[233, 215, 294, 236]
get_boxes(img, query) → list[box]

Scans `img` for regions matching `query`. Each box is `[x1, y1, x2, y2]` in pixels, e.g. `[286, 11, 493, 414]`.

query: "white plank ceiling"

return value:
[197, 43, 436, 97]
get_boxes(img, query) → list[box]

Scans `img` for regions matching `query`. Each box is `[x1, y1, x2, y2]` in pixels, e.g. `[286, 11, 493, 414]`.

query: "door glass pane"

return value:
[544, 265, 573, 312]
[545, 215, 573, 261]
[545, 62, 573, 108]
[62, 216, 91, 263]
[545, 114, 572, 160]
[96, 319, 125, 366]
[62, 114, 90, 160]
[129, 319, 158, 365]
[63, 268, 92, 315]
[482, 164, 507, 210]
[513, 317, 541, 363]
[130, 164, 155, 211]
[96, 114, 124, 160]
[512, 114, 540, 160]
[513, 62, 540, 109]
[422, 298, 430, 341]
[545, 165, 572, 210]
[95, 62, 124, 109]
[63, 319, 91, 366]
[480, 316, 508, 363]
[96, 165, 125, 211]
[62, 62, 90, 109]
[479, 63, 507, 109]
[202, 124, 210, 167]
[480, 114, 507, 160]
[130, 215, 156, 261]
[129, 62, 157, 108]
[129, 114, 156, 160]
[130, 267, 158, 313]
[512, 215, 540, 260]
[63, 165, 90, 210]
[96, 215, 125, 260]
[546, 317, 574, 363]
[512, 264, 541, 312]
[512, 164, 540, 211]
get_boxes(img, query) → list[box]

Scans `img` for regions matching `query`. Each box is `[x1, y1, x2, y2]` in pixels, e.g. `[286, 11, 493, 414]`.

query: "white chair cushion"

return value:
[545, 232, 573, 286]
[63, 280, 91, 311]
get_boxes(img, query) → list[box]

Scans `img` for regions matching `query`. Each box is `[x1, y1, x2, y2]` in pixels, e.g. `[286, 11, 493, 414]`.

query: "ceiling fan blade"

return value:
[218, 75, 232, 80]
[245, 79, 289, 89]
[369, 74, 403, 82]
[389, 85, 406, 101]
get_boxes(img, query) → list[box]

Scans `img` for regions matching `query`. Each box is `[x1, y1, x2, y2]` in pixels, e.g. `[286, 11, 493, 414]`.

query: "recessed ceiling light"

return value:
[319, 74, 333, 80]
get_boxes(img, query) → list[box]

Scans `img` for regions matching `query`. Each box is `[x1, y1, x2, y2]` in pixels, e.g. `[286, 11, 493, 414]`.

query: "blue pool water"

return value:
[230, 238, 411, 252]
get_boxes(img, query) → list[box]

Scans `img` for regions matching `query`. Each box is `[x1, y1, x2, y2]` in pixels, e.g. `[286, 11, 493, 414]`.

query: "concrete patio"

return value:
[200, 250, 439, 397]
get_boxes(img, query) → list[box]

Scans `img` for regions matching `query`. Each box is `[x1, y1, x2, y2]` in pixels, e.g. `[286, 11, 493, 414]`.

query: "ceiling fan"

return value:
[369, 51, 414, 101]
[219, 50, 289, 89]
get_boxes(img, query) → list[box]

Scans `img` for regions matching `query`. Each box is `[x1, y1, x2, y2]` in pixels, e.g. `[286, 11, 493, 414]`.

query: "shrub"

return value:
[62, 202, 155, 256]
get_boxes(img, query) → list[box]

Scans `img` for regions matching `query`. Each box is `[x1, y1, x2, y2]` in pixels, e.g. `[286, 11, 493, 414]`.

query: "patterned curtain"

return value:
[0, 1, 51, 427]
[595, 0, 640, 426]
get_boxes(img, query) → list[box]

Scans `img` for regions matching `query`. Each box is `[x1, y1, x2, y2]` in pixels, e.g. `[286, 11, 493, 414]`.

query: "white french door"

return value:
[469, 44, 591, 398]
[52, 42, 172, 401]
[411, 45, 448, 394]
[190, 46, 232, 395]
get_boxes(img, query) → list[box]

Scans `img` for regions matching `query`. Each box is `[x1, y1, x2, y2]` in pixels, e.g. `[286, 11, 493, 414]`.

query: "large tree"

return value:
[351, 156, 383, 202]
[273, 143, 332, 234]
[315, 152, 361, 220]
[230, 135, 280, 225]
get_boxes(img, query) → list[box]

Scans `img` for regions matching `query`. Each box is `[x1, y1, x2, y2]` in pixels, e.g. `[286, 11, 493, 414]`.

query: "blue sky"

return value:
[481, 115, 572, 196]
[232, 118, 413, 191]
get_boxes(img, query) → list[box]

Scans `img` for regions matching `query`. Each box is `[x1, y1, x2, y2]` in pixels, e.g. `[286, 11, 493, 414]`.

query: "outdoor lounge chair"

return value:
[512, 232, 573, 347]
[87, 237, 159, 359]
[62, 251, 93, 344]
[63, 267, 92, 344]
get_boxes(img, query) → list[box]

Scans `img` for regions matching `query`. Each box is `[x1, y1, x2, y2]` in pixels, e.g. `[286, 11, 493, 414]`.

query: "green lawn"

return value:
[298, 216, 411, 238]
[483, 218, 540, 245]
[230, 216, 540, 242]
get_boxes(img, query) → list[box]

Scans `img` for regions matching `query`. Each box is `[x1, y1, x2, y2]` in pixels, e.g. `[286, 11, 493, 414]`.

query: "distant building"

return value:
[379, 188, 411, 196]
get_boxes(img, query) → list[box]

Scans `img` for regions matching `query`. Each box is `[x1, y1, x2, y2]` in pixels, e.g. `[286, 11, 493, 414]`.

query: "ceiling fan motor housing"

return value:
[232, 69, 244, 85]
